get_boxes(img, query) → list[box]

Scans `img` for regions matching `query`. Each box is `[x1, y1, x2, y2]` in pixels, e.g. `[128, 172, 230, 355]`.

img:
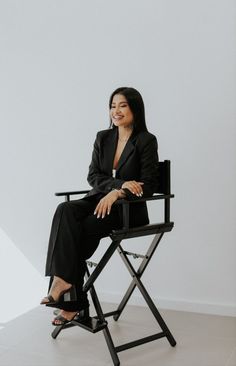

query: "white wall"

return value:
[0, 0, 235, 318]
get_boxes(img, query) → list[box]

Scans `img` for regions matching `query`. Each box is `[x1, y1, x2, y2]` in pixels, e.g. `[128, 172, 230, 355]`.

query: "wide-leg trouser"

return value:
[45, 195, 123, 311]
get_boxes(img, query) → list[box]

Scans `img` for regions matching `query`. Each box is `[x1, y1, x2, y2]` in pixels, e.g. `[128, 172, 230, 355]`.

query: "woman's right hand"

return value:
[121, 181, 144, 197]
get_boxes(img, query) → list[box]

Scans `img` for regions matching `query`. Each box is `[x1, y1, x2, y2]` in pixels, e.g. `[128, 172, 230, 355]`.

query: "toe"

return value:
[40, 297, 49, 304]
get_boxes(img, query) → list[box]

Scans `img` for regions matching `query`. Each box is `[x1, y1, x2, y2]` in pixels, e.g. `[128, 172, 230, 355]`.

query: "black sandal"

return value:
[52, 313, 77, 326]
[52, 307, 90, 326]
[40, 287, 74, 306]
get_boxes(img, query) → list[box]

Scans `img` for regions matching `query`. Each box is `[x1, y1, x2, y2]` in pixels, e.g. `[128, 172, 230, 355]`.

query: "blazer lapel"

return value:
[116, 132, 136, 172]
[103, 128, 138, 174]
[103, 128, 118, 174]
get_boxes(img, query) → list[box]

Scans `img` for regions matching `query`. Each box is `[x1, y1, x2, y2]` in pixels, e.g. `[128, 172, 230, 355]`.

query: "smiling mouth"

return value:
[113, 116, 123, 120]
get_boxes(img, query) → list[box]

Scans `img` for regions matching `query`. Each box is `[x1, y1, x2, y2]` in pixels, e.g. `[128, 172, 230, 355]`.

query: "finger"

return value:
[126, 182, 139, 194]
[94, 199, 103, 215]
[107, 204, 112, 215]
[123, 182, 143, 196]
[134, 181, 144, 188]
[95, 202, 104, 218]
[101, 204, 108, 218]
[126, 184, 139, 196]
[133, 182, 144, 196]
[94, 203, 100, 215]
[129, 182, 142, 196]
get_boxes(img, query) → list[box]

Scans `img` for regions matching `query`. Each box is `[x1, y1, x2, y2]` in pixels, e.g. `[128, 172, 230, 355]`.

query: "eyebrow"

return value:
[111, 101, 128, 105]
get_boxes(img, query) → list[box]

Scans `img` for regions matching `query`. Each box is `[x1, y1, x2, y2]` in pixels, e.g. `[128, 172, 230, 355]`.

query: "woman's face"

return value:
[110, 94, 134, 128]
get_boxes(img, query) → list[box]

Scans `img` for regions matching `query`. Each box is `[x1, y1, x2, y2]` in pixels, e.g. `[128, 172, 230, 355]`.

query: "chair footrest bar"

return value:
[69, 317, 107, 333]
[94, 310, 120, 319]
[115, 332, 166, 352]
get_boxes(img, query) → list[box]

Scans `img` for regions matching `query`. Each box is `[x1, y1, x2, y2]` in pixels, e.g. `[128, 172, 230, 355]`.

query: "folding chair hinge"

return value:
[122, 250, 148, 260]
[86, 260, 98, 268]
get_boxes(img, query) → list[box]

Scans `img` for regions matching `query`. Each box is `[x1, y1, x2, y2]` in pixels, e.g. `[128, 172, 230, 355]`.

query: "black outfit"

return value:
[45, 127, 159, 311]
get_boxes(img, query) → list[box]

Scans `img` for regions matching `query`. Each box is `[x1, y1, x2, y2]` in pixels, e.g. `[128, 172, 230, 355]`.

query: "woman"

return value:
[41, 87, 159, 325]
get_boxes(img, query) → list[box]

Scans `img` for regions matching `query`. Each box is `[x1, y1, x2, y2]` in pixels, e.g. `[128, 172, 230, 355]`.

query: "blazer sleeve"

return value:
[87, 132, 125, 193]
[123, 135, 159, 200]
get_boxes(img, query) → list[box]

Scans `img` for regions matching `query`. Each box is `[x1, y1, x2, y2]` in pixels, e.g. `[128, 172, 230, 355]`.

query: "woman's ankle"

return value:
[53, 276, 71, 286]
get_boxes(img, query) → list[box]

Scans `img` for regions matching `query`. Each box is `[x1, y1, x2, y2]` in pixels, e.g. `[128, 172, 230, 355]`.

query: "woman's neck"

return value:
[118, 126, 133, 142]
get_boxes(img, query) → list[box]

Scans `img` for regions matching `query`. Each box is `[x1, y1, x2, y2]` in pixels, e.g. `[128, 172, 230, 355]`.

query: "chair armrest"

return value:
[55, 191, 173, 201]
[54, 191, 174, 229]
[113, 193, 174, 230]
[55, 190, 90, 198]
[113, 193, 174, 205]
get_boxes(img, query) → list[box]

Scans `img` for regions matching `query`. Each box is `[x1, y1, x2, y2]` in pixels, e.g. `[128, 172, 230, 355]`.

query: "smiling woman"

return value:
[111, 94, 134, 128]
[110, 93, 138, 170]
[41, 87, 159, 326]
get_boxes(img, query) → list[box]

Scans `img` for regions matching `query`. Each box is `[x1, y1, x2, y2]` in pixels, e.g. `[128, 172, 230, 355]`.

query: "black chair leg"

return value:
[51, 232, 176, 364]
[114, 233, 163, 321]
[114, 235, 177, 347]
[103, 328, 120, 366]
[85, 267, 121, 366]
[51, 324, 64, 339]
[83, 240, 121, 293]
[134, 275, 176, 347]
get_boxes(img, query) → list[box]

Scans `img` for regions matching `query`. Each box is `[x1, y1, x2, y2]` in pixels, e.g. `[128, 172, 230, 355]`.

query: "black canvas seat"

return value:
[50, 160, 177, 366]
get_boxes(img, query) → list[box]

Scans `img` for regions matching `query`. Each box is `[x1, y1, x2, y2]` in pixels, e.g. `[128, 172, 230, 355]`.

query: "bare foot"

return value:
[52, 310, 77, 325]
[40, 276, 72, 304]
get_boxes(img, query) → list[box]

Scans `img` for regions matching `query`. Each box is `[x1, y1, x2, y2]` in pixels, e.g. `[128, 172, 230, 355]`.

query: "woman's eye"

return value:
[111, 104, 127, 109]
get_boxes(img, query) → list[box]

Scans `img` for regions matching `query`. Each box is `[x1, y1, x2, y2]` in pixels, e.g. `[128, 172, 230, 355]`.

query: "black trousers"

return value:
[45, 194, 123, 311]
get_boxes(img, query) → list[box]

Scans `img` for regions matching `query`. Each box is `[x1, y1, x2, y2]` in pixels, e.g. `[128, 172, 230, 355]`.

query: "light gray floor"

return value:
[0, 302, 235, 366]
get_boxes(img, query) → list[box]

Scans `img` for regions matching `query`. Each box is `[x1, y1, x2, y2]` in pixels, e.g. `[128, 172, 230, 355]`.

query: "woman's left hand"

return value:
[94, 190, 119, 219]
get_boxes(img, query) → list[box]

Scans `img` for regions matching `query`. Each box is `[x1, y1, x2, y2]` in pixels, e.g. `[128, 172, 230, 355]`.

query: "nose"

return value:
[114, 106, 121, 114]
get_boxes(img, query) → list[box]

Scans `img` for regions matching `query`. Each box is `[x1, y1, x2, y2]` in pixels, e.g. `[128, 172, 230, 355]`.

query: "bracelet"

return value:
[114, 189, 126, 199]
[116, 188, 126, 198]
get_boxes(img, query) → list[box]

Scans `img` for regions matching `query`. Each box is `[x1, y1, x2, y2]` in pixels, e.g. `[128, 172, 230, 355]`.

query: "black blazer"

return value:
[85, 127, 159, 227]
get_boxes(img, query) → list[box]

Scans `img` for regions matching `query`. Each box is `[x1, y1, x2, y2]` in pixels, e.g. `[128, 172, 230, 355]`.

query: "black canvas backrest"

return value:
[156, 160, 171, 195]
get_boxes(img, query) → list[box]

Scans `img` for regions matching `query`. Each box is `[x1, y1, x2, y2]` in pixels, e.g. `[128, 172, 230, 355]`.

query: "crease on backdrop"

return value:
[0, 227, 47, 324]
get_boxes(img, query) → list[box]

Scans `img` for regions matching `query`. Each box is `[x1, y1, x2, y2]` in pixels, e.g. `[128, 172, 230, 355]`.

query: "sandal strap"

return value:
[46, 295, 55, 303]
[52, 314, 76, 326]
[40, 294, 56, 305]
[53, 315, 68, 324]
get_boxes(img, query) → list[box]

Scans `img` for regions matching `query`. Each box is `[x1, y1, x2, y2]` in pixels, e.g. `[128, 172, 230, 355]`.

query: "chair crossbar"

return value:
[123, 250, 148, 259]
[113, 233, 164, 320]
[117, 243, 176, 349]
[83, 240, 121, 293]
[115, 332, 166, 353]
[111, 222, 174, 240]
[86, 260, 98, 268]
[94, 310, 121, 319]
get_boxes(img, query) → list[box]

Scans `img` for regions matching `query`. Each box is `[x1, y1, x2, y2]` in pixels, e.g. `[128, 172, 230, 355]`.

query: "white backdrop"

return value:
[0, 0, 235, 320]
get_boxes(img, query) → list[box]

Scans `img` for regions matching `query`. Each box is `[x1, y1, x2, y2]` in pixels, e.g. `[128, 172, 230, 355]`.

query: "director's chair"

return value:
[49, 160, 176, 366]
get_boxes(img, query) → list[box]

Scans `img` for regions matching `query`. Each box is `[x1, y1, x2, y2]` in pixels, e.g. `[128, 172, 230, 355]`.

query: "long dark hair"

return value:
[109, 87, 148, 133]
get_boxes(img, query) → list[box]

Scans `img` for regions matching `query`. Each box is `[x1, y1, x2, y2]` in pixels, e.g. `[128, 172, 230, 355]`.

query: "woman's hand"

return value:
[121, 181, 144, 197]
[94, 190, 119, 219]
